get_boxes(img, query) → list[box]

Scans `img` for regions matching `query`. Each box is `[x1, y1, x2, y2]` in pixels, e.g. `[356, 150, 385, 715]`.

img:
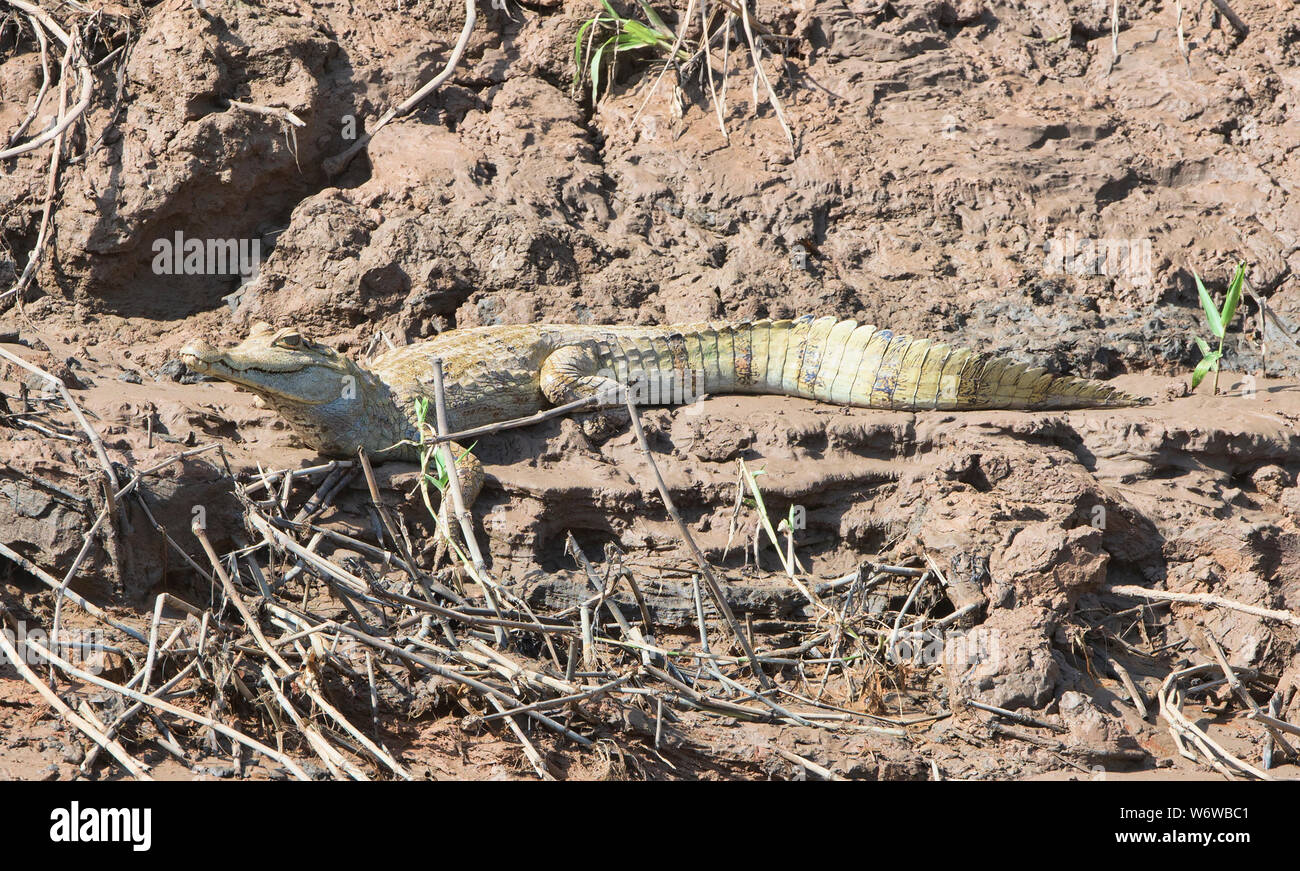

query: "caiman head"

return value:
[180, 323, 411, 459]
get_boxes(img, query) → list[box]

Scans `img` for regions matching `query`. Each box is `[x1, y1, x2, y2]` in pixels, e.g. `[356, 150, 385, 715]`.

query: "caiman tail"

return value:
[546, 315, 1149, 411]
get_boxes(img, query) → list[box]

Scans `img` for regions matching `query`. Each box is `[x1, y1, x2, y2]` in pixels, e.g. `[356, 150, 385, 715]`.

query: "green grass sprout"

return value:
[574, 1, 690, 107]
[1191, 261, 1246, 395]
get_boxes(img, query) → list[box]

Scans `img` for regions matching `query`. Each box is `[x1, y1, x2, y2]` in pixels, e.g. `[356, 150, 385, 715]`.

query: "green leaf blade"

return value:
[574, 17, 595, 85]
[1220, 262, 1245, 327]
[1192, 351, 1222, 389]
[1195, 270, 1225, 339]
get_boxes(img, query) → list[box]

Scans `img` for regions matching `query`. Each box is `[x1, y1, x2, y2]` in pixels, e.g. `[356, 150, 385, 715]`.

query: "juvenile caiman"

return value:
[180, 316, 1149, 511]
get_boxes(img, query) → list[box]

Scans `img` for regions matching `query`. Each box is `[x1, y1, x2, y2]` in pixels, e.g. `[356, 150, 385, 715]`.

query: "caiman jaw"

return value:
[179, 323, 415, 459]
[179, 324, 356, 407]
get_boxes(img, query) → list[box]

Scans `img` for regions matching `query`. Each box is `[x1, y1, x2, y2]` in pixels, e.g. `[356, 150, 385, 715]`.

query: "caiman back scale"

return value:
[181, 315, 1148, 471]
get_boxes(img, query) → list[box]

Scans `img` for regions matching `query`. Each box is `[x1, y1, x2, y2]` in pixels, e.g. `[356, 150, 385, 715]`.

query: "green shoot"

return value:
[1191, 261, 1246, 395]
[411, 396, 474, 524]
[573, 1, 688, 107]
[738, 459, 802, 579]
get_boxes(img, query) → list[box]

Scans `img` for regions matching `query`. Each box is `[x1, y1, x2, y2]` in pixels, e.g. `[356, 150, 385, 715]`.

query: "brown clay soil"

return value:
[1, 0, 1299, 781]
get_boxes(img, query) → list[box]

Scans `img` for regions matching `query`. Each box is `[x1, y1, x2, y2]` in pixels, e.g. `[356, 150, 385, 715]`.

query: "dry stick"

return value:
[432, 395, 597, 445]
[427, 358, 510, 647]
[141, 596, 178, 693]
[1160, 677, 1247, 778]
[365, 653, 381, 739]
[702, 0, 728, 140]
[0, 541, 144, 643]
[354, 448, 464, 612]
[90, 42, 124, 72]
[564, 637, 579, 684]
[297, 672, 412, 781]
[1105, 650, 1149, 719]
[705, 658, 815, 727]
[485, 692, 555, 781]
[253, 526, 565, 637]
[579, 604, 595, 672]
[719, 10, 732, 122]
[1110, 0, 1120, 61]
[377, 587, 571, 635]
[441, 645, 560, 780]
[478, 672, 637, 723]
[737, 0, 793, 151]
[629, 0, 697, 129]
[989, 722, 1148, 765]
[249, 513, 383, 605]
[4, 31, 66, 305]
[305, 522, 462, 603]
[324, 0, 475, 175]
[8, 416, 79, 440]
[48, 447, 220, 637]
[1249, 708, 1300, 740]
[133, 487, 219, 585]
[683, 574, 811, 728]
[641, 663, 798, 723]
[23, 633, 313, 780]
[135, 443, 223, 479]
[241, 461, 353, 496]
[772, 746, 845, 781]
[7, 12, 49, 145]
[0, 348, 118, 489]
[1203, 633, 1296, 757]
[711, 0, 789, 39]
[290, 465, 351, 523]
[136, 711, 188, 765]
[611, 559, 656, 646]
[1102, 584, 1300, 628]
[1158, 664, 1270, 779]
[565, 532, 646, 666]
[193, 522, 294, 674]
[83, 657, 198, 774]
[691, 576, 712, 659]
[1262, 692, 1281, 769]
[227, 99, 305, 127]
[1175, 0, 1189, 64]
[51, 467, 156, 652]
[0, 613, 153, 780]
[2, 30, 69, 304]
[623, 395, 770, 688]
[261, 665, 355, 781]
[1246, 276, 1300, 358]
[768, 682, 923, 729]
[0, 1, 91, 161]
[331, 623, 593, 746]
[277, 607, 582, 746]
[886, 572, 927, 665]
[195, 523, 414, 780]
[462, 638, 581, 697]
[721, 463, 746, 563]
[1208, 0, 1247, 36]
[967, 699, 1068, 734]
[356, 449, 420, 578]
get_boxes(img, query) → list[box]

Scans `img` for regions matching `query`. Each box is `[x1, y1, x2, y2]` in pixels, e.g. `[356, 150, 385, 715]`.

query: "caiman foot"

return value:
[576, 406, 630, 442]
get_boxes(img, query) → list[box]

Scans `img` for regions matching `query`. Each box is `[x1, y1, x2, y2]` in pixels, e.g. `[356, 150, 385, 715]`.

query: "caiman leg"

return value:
[539, 343, 625, 405]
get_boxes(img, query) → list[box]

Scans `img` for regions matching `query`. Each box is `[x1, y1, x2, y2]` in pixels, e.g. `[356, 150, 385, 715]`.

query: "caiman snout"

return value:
[179, 340, 218, 371]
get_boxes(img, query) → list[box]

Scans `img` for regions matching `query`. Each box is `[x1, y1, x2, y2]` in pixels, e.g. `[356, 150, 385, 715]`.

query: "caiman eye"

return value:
[275, 332, 303, 349]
